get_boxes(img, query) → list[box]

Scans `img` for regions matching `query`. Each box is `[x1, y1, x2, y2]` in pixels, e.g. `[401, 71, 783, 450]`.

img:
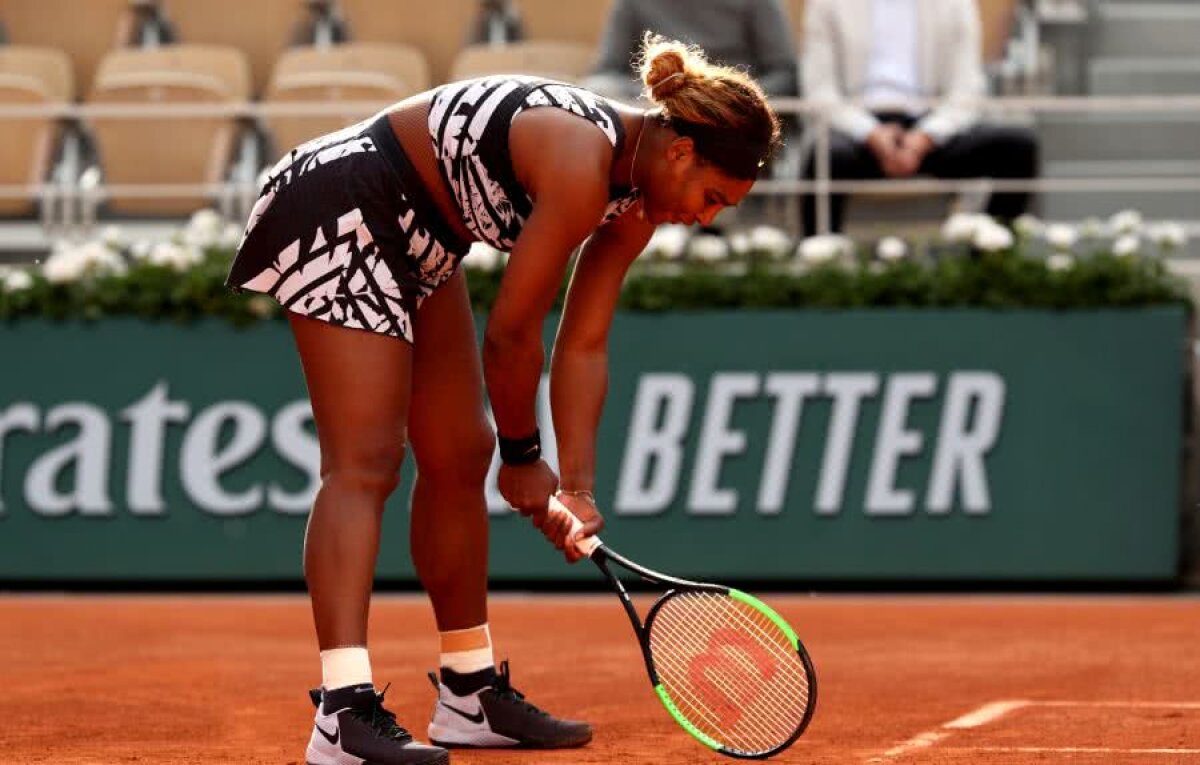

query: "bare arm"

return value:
[551, 206, 654, 497]
[915, 0, 984, 143]
[803, 0, 878, 140]
[484, 112, 612, 445]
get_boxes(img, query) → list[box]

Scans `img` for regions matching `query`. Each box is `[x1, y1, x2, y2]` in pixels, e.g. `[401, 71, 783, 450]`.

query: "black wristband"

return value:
[497, 429, 541, 465]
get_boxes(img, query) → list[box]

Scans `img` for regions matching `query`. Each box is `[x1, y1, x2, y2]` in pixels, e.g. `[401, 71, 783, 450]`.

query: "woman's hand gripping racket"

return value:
[548, 496, 817, 759]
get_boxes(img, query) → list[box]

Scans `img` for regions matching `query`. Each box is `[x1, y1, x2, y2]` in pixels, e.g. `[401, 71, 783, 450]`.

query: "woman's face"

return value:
[640, 138, 755, 227]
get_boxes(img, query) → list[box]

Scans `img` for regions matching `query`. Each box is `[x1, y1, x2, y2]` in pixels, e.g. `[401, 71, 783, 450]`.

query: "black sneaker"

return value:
[426, 660, 592, 749]
[306, 682, 449, 765]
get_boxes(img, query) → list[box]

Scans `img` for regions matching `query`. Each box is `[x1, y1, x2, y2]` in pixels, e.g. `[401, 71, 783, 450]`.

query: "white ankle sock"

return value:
[439, 624, 494, 675]
[320, 646, 372, 690]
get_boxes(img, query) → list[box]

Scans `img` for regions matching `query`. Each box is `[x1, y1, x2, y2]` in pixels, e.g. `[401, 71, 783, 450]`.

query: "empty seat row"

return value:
[0, 39, 606, 216]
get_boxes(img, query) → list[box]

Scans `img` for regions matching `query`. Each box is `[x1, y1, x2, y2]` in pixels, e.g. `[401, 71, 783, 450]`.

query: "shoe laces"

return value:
[354, 683, 413, 742]
[492, 660, 548, 717]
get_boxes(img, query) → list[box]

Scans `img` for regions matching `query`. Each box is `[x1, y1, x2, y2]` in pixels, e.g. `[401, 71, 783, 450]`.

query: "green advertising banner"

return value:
[0, 308, 1185, 582]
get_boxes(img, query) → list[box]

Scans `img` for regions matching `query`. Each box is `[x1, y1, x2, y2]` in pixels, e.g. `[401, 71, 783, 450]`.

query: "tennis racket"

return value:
[548, 496, 817, 759]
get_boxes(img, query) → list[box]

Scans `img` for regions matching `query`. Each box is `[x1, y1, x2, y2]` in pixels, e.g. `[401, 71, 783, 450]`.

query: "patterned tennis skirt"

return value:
[226, 113, 471, 343]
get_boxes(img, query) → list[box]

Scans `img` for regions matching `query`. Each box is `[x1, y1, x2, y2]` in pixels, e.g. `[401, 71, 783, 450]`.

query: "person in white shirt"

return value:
[800, 0, 1038, 235]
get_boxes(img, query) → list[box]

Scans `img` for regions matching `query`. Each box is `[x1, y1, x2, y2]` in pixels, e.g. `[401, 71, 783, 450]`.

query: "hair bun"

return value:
[639, 35, 692, 104]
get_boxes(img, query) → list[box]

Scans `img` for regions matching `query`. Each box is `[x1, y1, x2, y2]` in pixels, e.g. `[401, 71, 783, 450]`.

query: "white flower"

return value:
[1046, 253, 1074, 271]
[2, 269, 33, 291]
[942, 212, 991, 243]
[1113, 235, 1140, 257]
[688, 234, 729, 262]
[130, 239, 155, 260]
[972, 221, 1014, 252]
[220, 222, 244, 249]
[461, 241, 505, 271]
[1013, 214, 1044, 238]
[1045, 224, 1078, 251]
[748, 225, 792, 259]
[42, 241, 126, 282]
[1080, 217, 1105, 239]
[183, 208, 226, 249]
[728, 232, 751, 256]
[42, 245, 87, 283]
[100, 225, 126, 250]
[797, 234, 853, 264]
[643, 224, 689, 260]
[148, 241, 203, 271]
[876, 236, 908, 261]
[1148, 222, 1188, 250]
[1109, 209, 1143, 236]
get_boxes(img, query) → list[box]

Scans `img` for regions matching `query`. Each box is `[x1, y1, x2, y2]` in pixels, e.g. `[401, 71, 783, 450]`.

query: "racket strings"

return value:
[652, 613, 803, 753]
[652, 616, 806, 751]
[651, 600, 809, 753]
[657, 595, 811, 710]
[654, 609, 809, 715]
[649, 592, 812, 754]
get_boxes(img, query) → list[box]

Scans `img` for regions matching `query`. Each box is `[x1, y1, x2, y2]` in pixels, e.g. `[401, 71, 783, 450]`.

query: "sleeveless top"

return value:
[427, 76, 642, 251]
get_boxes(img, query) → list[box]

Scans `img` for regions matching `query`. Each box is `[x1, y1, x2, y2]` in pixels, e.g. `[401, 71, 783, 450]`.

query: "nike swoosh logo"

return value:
[442, 702, 485, 724]
[316, 722, 340, 745]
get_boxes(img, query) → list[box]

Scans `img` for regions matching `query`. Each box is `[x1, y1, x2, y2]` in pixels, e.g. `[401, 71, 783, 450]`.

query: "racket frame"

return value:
[588, 544, 819, 759]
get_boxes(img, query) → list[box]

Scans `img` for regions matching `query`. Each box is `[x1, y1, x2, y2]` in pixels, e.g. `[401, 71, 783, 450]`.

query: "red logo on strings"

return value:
[686, 628, 779, 728]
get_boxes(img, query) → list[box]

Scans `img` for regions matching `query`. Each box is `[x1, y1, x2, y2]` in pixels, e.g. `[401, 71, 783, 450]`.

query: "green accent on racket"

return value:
[655, 684, 721, 751]
[730, 588, 799, 650]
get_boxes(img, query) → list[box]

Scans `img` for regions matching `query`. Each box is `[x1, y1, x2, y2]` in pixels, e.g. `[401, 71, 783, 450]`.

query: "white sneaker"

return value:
[426, 661, 591, 749]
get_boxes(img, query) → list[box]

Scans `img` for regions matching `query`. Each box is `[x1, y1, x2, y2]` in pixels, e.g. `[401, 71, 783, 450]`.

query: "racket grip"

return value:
[548, 495, 603, 558]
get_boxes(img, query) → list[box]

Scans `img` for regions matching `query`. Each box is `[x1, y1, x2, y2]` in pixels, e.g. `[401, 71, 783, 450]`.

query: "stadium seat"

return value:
[0, 0, 132, 96]
[156, 0, 310, 96]
[517, 0, 613, 47]
[86, 45, 250, 216]
[336, 0, 477, 86]
[263, 43, 430, 158]
[449, 40, 597, 84]
[0, 46, 73, 216]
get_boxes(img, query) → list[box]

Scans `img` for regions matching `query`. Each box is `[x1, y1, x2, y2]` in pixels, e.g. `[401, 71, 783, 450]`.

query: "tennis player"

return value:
[226, 33, 780, 765]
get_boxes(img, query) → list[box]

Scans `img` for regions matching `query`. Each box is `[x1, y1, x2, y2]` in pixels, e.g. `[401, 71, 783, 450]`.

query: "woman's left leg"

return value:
[407, 269, 494, 631]
[407, 269, 592, 749]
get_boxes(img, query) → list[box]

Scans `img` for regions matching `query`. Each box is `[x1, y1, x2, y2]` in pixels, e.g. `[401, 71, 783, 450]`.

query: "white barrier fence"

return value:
[1, 94, 1199, 240]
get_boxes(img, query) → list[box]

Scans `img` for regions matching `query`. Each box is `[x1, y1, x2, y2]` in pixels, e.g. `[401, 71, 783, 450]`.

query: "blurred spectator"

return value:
[293, 0, 348, 47]
[467, 0, 525, 46]
[801, 0, 1039, 236]
[127, 0, 177, 47]
[584, 0, 799, 102]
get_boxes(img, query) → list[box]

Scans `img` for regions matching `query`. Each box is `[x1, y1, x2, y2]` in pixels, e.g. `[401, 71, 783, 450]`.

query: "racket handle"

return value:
[548, 495, 603, 558]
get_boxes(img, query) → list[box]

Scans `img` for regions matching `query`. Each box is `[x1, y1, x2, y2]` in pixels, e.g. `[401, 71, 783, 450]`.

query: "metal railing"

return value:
[1, 94, 1199, 237]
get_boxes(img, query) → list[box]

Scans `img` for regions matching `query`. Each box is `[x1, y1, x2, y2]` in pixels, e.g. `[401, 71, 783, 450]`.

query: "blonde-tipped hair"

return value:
[637, 33, 781, 175]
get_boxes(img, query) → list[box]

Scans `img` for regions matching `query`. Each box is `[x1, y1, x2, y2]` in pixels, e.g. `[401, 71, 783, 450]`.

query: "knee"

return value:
[415, 426, 496, 488]
[322, 442, 406, 502]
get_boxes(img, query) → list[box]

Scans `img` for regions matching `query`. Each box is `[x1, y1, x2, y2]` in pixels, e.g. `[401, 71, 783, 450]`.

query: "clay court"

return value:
[4, 594, 1198, 764]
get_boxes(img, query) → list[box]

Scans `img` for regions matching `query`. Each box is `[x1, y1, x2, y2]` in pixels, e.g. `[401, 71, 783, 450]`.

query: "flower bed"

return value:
[0, 209, 1190, 324]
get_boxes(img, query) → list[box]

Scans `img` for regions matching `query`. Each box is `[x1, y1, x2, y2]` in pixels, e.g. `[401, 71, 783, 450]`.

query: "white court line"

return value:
[963, 747, 1200, 755]
[944, 700, 1032, 729]
[1027, 709, 1200, 714]
[868, 700, 1200, 762]
[866, 700, 1030, 762]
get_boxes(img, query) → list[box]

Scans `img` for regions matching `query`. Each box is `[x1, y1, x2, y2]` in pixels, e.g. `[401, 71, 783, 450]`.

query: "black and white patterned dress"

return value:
[226, 77, 638, 343]
[429, 75, 641, 251]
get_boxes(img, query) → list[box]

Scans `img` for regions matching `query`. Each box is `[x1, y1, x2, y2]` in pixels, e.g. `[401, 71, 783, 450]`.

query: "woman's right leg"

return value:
[288, 311, 413, 650]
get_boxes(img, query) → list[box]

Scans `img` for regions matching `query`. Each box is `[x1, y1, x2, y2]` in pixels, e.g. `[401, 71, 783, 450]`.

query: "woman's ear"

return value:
[668, 136, 696, 163]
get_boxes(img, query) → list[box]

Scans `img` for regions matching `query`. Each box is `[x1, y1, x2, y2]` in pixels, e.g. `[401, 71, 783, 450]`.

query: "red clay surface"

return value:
[3, 594, 1199, 764]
